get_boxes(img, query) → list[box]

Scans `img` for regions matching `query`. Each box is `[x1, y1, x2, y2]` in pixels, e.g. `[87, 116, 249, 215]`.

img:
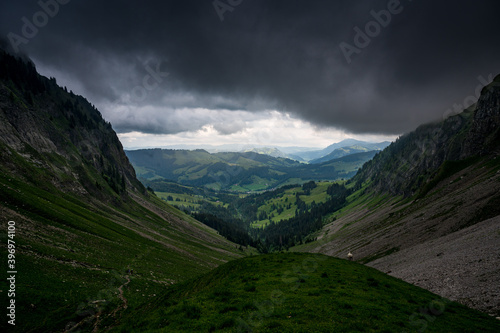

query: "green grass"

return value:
[127, 149, 375, 193]
[0, 160, 243, 332]
[251, 182, 335, 228]
[114, 253, 500, 332]
[154, 190, 231, 215]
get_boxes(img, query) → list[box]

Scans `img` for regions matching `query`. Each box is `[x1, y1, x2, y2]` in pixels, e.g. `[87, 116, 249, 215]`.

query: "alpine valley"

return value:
[1, 49, 500, 333]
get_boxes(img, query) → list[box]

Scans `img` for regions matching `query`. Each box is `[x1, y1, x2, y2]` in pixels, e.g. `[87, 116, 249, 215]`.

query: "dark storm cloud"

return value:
[1, 0, 500, 135]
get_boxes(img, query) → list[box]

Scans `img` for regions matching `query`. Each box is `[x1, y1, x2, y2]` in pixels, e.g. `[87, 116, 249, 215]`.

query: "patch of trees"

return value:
[148, 178, 352, 252]
[302, 180, 317, 194]
[192, 212, 255, 247]
[191, 182, 350, 252]
[253, 186, 348, 252]
[0, 51, 46, 97]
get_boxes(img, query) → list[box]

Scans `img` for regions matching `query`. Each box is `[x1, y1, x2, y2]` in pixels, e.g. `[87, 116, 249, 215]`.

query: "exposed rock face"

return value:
[352, 74, 500, 197]
[0, 50, 145, 197]
[307, 74, 500, 316]
[462, 74, 500, 158]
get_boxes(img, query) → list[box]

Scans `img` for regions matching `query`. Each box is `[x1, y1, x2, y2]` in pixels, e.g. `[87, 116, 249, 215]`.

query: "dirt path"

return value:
[91, 275, 131, 332]
[65, 275, 131, 333]
[114, 275, 131, 314]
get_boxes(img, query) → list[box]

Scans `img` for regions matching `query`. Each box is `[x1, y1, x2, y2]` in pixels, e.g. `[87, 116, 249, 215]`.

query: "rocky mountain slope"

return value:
[298, 74, 500, 317]
[352, 75, 500, 197]
[0, 50, 243, 332]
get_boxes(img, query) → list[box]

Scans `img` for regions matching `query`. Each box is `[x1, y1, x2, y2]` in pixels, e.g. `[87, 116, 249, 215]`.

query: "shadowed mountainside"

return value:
[297, 74, 500, 316]
[0, 50, 243, 332]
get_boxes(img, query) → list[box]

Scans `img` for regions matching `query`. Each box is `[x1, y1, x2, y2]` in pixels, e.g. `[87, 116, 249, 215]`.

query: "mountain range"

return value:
[1, 47, 500, 331]
[125, 139, 390, 163]
[290, 139, 390, 162]
[125, 148, 377, 192]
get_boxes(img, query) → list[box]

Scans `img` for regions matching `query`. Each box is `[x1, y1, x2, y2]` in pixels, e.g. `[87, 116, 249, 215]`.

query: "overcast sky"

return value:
[1, 0, 500, 149]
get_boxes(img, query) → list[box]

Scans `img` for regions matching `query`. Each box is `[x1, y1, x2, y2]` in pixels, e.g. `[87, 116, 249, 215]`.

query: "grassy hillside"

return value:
[0, 170, 243, 332]
[0, 50, 243, 332]
[296, 151, 500, 316]
[113, 253, 500, 332]
[251, 181, 335, 228]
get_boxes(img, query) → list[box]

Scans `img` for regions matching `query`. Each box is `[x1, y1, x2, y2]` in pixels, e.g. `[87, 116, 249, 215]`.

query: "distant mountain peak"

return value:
[294, 140, 391, 162]
[242, 147, 287, 158]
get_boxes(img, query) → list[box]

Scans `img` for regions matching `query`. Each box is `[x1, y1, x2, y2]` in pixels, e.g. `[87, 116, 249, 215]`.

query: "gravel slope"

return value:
[303, 160, 500, 317]
[369, 215, 500, 316]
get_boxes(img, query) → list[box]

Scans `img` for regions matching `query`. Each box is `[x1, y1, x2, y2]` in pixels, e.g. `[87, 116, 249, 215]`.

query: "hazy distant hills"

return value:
[124, 138, 389, 192]
[242, 146, 289, 158]
[308, 145, 374, 164]
[126, 148, 377, 192]
[125, 140, 390, 163]
[291, 139, 390, 161]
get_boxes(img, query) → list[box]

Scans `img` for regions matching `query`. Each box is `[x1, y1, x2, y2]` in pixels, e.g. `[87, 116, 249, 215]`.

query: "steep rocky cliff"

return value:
[351, 74, 500, 197]
[462, 75, 500, 157]
[0, 50, 145, 199]
[301, 74, 500, 316]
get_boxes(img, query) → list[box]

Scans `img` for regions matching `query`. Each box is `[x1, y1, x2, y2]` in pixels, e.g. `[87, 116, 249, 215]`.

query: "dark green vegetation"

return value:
[126, 148, 377, 192]
[148, 180, 351, 252]
[0, 50, 242, 332]
[114, 253, 500, 332]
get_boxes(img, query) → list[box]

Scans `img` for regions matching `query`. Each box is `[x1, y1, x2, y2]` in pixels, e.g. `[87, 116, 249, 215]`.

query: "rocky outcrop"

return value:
[462, 74, 500, 157]
[352, 74, 500, 197]
[0, 49, 146, 198]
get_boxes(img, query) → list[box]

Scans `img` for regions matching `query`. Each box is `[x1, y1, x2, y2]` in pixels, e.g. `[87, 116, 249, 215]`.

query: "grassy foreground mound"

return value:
[116, 253, 500, 332]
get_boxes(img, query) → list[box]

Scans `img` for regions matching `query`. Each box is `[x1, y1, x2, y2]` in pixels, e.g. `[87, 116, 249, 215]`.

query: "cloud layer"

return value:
[2, 0, 500, 138]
